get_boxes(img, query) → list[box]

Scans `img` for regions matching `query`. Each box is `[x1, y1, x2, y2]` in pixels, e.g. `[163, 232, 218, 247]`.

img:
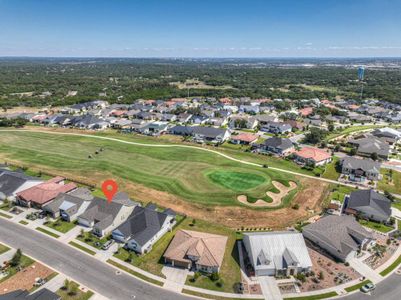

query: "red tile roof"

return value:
[294, 147, 331, 162]
[231, 133, 258, 143]
[299, 107, 314, 117]
[17, 177, 77, 205]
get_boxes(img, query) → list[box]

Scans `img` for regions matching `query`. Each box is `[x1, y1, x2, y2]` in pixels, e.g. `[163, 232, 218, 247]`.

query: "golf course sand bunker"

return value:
[238, 181, 297, 207]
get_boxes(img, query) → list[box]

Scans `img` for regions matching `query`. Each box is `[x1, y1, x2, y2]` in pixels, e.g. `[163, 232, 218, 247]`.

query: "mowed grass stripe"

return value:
[0, 131, 297, 208]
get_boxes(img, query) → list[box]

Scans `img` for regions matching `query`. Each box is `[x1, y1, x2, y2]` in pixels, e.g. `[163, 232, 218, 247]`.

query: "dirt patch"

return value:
[237, 181, 297, 207]
[0, 262, 54, 294]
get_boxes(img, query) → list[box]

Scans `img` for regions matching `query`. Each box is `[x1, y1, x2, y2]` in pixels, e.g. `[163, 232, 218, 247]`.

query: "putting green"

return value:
[207, 170, 266, 192]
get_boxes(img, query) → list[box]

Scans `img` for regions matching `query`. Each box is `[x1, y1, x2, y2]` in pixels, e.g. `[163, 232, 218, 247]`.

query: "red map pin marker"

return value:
[102, 180, 118, 203]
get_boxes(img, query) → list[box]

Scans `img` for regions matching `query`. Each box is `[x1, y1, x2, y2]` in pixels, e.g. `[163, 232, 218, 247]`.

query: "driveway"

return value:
[348, 257, 382, 283]
[162, 266, 189, 293]
[258, 276, 282, 300]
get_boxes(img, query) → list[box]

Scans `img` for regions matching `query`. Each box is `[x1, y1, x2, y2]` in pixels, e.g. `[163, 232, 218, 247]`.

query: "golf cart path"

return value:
[0, 129, 356, 188]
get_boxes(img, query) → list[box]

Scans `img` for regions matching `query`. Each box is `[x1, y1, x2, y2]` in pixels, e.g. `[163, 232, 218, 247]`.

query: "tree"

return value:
[210, 272, 220, 281]
[10, 249, 22, 267]
[63, 279, 70, 291]
[371, 152, 378, 161]
[304, 128, 327, 145]
[328, 123, 335, 132]
[349, 148, 357, 156]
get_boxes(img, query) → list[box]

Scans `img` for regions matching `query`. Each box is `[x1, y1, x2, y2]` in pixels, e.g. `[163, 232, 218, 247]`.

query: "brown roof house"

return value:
[163, 230, 228, 273]
[16, 176, 77, 208]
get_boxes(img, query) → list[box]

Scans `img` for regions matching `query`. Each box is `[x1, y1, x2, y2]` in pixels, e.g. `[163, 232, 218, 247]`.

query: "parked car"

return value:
[34, 277, 46, 287]
[102, 240, 115, 250]
[361, 282, 376, 293]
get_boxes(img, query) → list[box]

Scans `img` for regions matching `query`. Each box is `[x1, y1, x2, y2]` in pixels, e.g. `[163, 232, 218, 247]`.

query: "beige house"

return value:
[163, 230, 228, 273]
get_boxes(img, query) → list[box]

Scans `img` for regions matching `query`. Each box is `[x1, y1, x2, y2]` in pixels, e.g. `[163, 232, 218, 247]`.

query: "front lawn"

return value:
[69, 241, 96, 256]
[77, 231, 110, 250]
[56, 281, 94, 300]
[45, 219, 77, 233]
[358, 219, 394, 233]
[0, 255, 35, 283]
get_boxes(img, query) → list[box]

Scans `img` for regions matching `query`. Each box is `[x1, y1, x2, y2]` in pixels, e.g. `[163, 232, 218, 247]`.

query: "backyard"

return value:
[378, 169, 401, 195]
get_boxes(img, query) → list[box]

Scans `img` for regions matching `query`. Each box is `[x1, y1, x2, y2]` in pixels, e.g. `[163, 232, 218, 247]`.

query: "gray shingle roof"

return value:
[263, 137, 293, 150]
[341, 157, 381, 173]
[0, 171, 41, 197]
[348, 189, 391, 220]
[113, 206, 171, 246]
[302, 215, 372, 258]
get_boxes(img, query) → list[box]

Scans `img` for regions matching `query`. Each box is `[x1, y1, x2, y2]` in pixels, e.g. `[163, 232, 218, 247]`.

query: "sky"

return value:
[1, 0, 401, 58]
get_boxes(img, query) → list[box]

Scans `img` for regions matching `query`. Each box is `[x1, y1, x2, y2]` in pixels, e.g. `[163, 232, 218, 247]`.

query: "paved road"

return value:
[340, 273, 401, 300]
[0, 218, 192, 300]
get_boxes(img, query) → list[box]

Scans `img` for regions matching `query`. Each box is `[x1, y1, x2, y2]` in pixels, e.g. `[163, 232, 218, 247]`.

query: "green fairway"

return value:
[207, 170, 266, 192]
[0, 130, 298, 208]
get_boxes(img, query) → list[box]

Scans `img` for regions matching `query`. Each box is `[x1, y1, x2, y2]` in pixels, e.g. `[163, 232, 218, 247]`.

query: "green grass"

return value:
[326, 124, 387, 141]
[207, 170, 266, 191]
[35, 227, 60, 238]
[56, 281, 94, 300]
[45, 219, 76, 233]
[0, 130, 300, 208]
[328, 184, 355, 203]
[0, 211, 13, 219]
[0, 255, 35, 283]
[358, 219, 394, 233]
[345, 280, 372, 292]
[77, 232, 110, 250]
[69, 241, 96, 255]
[107, 259, 163, 286]
[380, 254, 401, 276]
[19, 220, 29, 225]
[114, 216, 240, 293]
[0, 243, 10, 255]
[378, 169, 401, 194]
[322, 157, 340, 180]
[284, 291, 338, 300]
[392, 201, 401, 211]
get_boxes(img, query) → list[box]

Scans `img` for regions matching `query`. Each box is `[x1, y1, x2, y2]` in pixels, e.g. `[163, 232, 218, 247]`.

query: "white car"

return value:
[360, 282, 376, 293]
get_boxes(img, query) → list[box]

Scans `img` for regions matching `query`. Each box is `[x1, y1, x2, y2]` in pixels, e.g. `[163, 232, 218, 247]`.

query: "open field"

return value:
[0, 128, 330, 228]
[378, 169, 401, 195]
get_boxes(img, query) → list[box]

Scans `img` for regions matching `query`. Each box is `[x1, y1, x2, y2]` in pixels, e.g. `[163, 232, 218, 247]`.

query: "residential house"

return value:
[192, 126, 231, 144]
[302, 215, 373, 262]
[239, 104, 260, 114]
[348, 136, 390, 160]
[0, 170, 43, 201]
[261, 122, 292, 134]
[230, 133, 259, 145]
[258, 137, 294, 156]
[137, 121, 169, 136]
[229, 115, 258, 130]
[345, 190, 392, 223]
[77, 193, 137, 237]
[293, 147, 332, 166]
[243, 231, 312, 277]
[0, 288, 61, 300]
[340, 157, 381, 182]
[177, 113, 192, 124]
[16, 177, 77, 208]
[163, 229, 228, 273]
[371, 127, 401, 143]
[112, 206, 176, 254]
[42, 187, 94, 221]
